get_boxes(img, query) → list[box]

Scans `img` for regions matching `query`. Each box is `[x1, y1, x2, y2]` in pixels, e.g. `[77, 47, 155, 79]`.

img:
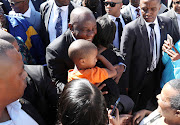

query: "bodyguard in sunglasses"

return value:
[160, 0, 180, 44]
[120, 0, 174, 111]
[103, 0, 131, 50]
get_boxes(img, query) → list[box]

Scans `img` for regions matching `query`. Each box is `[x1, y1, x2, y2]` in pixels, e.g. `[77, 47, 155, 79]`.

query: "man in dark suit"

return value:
[160, 0, 180, 44]
[0, 40, 45, 125]
[30, 0, 44, 12]
[120, 0, 173, 111]
[40, 0, 78, 47]
[121, 0, 141, 21]
[104, 0, 131, 49]
[46, 7, 97, 87]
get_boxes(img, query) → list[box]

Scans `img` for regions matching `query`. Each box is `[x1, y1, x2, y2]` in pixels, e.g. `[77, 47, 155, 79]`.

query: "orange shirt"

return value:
[68, 66, 108, 84]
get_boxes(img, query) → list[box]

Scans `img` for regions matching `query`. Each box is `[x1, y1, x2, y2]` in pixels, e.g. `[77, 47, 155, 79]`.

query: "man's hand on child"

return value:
[113, 64, 124, 84]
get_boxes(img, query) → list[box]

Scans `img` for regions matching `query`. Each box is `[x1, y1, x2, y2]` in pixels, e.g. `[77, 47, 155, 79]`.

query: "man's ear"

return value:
[158, 3, 162, 12]
[175, 110, 180, 117]
[68, 23, 73, 30]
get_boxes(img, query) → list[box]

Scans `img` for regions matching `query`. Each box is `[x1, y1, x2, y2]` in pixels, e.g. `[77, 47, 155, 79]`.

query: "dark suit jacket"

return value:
[40, 1, 78, 47]
[23, 65, 58, 125]
[120, 16, 173, 100]
[160, 9, 180, 44]
[46, 29, 74, 84]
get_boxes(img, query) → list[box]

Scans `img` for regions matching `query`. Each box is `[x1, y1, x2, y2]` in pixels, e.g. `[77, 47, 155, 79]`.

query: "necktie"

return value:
[149, 23, 156, 70]
[55, 8, 62, 38]
[116, 18, 123, 48]
[135, 8, 140, 18]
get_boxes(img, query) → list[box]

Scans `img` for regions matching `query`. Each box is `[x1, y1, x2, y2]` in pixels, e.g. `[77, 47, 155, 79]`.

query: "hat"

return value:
[117, 95, 134, 114]
[0, 2, 3, 6]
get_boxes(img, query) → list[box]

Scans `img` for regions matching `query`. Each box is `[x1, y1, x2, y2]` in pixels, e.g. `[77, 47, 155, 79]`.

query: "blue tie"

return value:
[55, 8, 62, 38]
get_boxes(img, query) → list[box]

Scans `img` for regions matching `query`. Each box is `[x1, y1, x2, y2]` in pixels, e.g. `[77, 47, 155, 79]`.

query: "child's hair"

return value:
[68, 39, 97, 62]
[57, 79, 108, 125]
[93, 16, 116, 48]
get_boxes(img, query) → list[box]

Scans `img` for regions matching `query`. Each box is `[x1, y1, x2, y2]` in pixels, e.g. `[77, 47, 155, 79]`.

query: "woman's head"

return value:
[58, 79, 108, 125]
[93, 16, 116, 48]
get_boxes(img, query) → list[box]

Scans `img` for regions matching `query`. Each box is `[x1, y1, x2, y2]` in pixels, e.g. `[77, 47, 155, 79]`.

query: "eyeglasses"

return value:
[9, 1, 24, 6]
[173, 1, 180, 5]
[104, 2, 121, 7]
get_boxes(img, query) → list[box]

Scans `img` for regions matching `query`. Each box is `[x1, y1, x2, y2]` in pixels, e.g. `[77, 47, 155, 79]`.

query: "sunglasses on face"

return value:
[9, 1, 24, 6]
[173, 1, 180, 5]
[104, 2, 121, 7]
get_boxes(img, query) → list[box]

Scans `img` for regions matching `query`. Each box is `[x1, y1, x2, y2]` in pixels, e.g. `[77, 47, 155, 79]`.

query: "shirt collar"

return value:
[71, 31, 77, 41]
[144, 17, 158, 28]
[7, 100, 21, 111]
[23, 7, 31, 18]
[53, 0, 69, 12]
[129, 4, 140, 12]
[108, 14, 123, 22]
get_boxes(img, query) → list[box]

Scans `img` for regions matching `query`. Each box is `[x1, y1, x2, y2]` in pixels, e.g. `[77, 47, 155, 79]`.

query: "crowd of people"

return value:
[0, 0, 180, 124]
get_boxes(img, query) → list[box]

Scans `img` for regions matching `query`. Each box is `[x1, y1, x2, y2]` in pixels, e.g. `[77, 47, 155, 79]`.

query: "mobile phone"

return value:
[167, 34, 173, 48]
[110, 97, 121, 116]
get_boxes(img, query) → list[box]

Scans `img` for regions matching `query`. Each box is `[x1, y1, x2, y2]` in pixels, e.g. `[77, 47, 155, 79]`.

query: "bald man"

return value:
[120, 0, 173, 111]
[0, 40, 46, 125]
[46, 7, 97, 87]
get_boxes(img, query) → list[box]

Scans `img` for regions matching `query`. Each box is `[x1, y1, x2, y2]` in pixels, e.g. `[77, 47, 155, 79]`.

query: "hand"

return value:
[162, 40, 180, 61]
[132, 109, 152, 125]
[108, 107, 132, 125]
[113, 64, 124, 84]
[95, 82, 108, 95]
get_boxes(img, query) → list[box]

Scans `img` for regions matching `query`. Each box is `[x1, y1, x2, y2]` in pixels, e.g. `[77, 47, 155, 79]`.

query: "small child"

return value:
[68, 39, 117, 84]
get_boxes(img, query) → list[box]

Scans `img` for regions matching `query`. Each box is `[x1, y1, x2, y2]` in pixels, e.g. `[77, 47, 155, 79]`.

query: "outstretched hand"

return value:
[162, 40, 180, 61]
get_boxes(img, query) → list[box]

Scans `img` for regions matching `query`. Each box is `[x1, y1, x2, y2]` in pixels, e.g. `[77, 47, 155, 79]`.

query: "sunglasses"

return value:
[104, 2, 121, 7]
[173, 1, 180, 5]
[9, 1, 24, 6]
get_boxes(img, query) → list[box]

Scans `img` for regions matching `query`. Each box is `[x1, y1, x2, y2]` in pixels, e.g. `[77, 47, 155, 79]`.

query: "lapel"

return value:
[30, 9, 36, 26]
[139, 16, 151, 64]
[45, 1, 53, 31]
[157, 16, 166, 50]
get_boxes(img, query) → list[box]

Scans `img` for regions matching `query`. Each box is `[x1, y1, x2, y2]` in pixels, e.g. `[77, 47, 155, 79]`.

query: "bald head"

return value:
[69, 7, 95, 25]
[0, 39, 14, 57]
[0, 29, 16, 44]
[68, 39, 97, 62]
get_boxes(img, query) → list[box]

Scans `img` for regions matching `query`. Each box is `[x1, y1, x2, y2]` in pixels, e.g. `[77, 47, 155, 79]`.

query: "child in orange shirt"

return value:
[68, 39, 117, 84]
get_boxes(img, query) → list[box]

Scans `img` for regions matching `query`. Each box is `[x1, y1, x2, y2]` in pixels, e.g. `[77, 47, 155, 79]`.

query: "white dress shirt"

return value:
[108, 14, 125, 49]
[48, 1, 69, 43]
[0, 100, 38, 125]
[145, 17, 161, 71]
[129, 4, 141, 20]
[175, 12, 180, 33]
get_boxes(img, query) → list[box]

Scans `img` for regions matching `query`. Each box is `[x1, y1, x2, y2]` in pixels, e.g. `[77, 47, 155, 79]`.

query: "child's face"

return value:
[84, 49, 98, 69]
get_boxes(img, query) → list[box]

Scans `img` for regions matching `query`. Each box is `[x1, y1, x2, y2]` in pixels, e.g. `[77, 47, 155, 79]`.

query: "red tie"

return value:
[136, 8, 140, 18]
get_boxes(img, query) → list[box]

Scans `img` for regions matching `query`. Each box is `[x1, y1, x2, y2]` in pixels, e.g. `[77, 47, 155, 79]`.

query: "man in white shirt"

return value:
[160, 0, 180, 44]
[8, 0, 41, 33]
[104, 0, 131, 49]
[0, 40, 43, 125]
[121, 0, 141, 21]
[40, 0, 78, 47]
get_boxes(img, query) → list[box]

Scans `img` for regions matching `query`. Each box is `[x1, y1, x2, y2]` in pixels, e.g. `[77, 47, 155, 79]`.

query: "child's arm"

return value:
[97, 54, 117, 78]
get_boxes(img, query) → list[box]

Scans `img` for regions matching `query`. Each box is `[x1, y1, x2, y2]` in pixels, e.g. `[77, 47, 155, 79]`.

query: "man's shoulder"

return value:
[40, 0, 52, 11]
[47, 30, 73, 51]
[160, 9, 175, 18]
[70, 1, 79, 8]
[121, 4, 130, 14]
